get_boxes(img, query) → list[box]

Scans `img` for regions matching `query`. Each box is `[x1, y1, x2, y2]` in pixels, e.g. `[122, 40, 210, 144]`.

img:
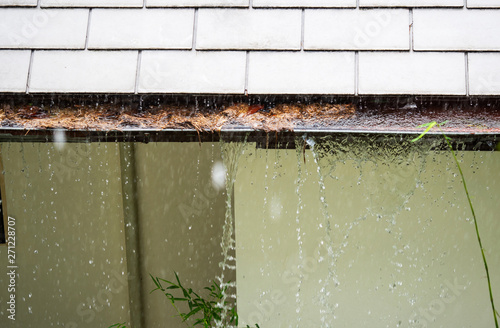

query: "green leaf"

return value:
[107, 323, 127, 328]
[184, 306, 202, 319]
[172, 297, 188, 301]
[166, 285, 180, 290]
[411, 121, 437, 142]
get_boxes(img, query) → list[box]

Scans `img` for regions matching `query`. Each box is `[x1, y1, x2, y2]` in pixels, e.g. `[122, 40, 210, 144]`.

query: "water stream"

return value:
[217, 139, 248, 328]
[0, 135, 499, 327]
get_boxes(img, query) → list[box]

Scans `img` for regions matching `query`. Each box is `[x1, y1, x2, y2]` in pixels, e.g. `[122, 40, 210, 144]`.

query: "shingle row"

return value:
[1, 9, 500, 50]
[1, 0, 499, 7]
[1, 5, 499, 95]
[1, 50, 499, 95]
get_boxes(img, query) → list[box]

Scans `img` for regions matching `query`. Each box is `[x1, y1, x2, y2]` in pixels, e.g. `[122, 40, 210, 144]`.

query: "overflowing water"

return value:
[216, 139, 248, 328]
[0, 134, 499, 327]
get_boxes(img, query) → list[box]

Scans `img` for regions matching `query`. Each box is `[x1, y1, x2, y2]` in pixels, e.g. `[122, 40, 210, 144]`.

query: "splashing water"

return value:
[293, 137, 306, 326]
[307, 136, 339, 327]
[217, 137, 248, 328]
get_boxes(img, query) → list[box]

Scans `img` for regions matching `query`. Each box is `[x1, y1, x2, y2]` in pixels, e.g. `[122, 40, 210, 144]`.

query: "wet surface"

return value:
[1, 95, 499, 146]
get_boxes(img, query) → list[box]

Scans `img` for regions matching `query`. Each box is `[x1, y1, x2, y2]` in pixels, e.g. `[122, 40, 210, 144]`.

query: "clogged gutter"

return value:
[0, 103, 356, 132]
[1, 99, 500, 134]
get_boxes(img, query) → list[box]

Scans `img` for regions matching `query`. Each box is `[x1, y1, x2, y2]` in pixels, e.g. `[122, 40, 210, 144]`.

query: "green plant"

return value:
[412, 121, 499, 328]
[109, 272, 259, 328]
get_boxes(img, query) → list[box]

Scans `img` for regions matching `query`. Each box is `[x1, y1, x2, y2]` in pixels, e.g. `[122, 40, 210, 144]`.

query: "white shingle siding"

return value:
[359, 0, 463, 7]
[88, 9, 194, 49]
[304, 9, 409, 50]
[29, 51, 138, 93]
[469, 53, 500, 95]
[146, 0, 249, 7]
[358, 52, 466, 95]
[138, 51, 246, 94]
[40, 0, 144, 7]
[248, 52, 355, 94]
[196, 9, 301, 50]
[0, 9, 88, 49]
[0, 50, 30, 92]
[252, 0, 356, 7]
[0, 0, 37, 6]
[467, 0, 500, 8]
[0, 4, 499, 95]
[413, 9, 500, 51]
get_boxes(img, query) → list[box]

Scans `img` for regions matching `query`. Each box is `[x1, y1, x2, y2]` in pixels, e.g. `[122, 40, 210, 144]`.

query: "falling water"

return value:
[306, 136, 340, 327]
[296, 134, 434, 327]
[217, 138, 247, 328]
[293, 137, 306, 326]
[1, 131, 499, 327]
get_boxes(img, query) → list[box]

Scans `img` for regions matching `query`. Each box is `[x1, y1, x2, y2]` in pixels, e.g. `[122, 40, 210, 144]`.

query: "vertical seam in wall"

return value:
[25, 50, 34, 94]
[143, 0, 146, 8]
[249, 0, 253, 9]
[85, 9, 92, 50]
[301, 9, 305, 51]
[244, 51, 250, 96]
[135, 51, 142, 95]
[355, 51, 359, 96]
[465, 52, 470, 96]
[192, 8, 198, 51]
[356, 0, 359, 9]
[409, 9, 413, 52]
[36, 0, 40, 8]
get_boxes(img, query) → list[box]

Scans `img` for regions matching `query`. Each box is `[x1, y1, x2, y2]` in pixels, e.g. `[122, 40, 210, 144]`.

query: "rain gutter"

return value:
[0, 95, 499, 150]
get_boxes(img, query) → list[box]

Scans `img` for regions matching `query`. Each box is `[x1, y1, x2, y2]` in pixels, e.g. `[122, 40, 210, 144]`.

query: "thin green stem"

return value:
[413, 122, 498, 327]
[440, 130, 498, 328]
[169, 299, 193, 328]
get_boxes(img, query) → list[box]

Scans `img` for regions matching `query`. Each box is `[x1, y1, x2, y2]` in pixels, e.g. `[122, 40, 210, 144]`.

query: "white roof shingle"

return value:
[29, 50, 138, 93]
[0, 2, 499, 95]
[248, 51, 355, 94]
[0, 50, 30, 92]
[0, 0, 37, 6]
[304, 9, 410, 50]
[196, 9, 302, 50]
[40, 0, 144, 7]
[0, 9, 88, 49]
[87, 9, 194, 49]
[138, 50, 246, 93]
[358, 52, 466, 95]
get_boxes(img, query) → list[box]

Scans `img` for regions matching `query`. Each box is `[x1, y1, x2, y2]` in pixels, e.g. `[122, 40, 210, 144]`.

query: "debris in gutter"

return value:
[1, 99, 500, 134]
[0, 103, 356, 132]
